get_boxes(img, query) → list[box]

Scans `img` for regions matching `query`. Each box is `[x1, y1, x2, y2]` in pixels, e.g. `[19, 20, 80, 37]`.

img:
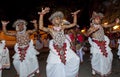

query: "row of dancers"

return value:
[0, 7, 120, 77]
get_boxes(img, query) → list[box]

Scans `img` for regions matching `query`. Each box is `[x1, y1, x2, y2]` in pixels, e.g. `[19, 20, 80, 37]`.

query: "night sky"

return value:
[0, 0, 92, 30]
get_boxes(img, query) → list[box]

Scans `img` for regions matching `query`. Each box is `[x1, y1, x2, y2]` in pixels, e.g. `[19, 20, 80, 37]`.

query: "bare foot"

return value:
[92, 70, 96, 77]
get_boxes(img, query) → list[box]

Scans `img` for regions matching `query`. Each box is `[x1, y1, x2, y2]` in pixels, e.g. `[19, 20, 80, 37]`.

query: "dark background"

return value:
[0, 0, 119, 30]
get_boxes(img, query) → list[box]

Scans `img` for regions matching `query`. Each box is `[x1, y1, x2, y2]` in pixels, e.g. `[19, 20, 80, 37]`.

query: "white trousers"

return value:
[76, 46, 84, 62]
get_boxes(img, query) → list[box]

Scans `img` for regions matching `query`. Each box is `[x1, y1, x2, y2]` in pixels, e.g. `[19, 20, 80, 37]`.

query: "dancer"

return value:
[38, 7, 80, 77]
[0, 40, 10, 77]
[84, 11, 119, 77]
[2, 19, 40, 77]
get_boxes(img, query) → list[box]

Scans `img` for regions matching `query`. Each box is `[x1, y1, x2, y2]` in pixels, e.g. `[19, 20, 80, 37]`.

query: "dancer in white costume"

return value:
[0, 40, 10, 77]
[2, 19, 40, 77]
[117, 39, 120, 59]
[84, 11, 119, 77]
[88, 35, 113, 77]
[38, 7, 80, 77]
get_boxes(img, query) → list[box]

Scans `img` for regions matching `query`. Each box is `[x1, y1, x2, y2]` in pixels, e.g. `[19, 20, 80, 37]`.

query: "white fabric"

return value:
[13, 40, 39, 77]
[88, 35, 113, 76]
[76, 46, 84, 62]
[65, 34, 71, 42]
[117, 39, 120, 59]
[46, 39, 80, 77]
[0, 40, 10, 77]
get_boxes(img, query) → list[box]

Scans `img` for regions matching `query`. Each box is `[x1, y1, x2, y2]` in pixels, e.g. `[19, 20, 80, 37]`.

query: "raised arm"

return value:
[27, 19, 38, 34]
[102, 18, 120, 28]
[62, 10, 80, 29]
[83, 24, 99, 37]
[1, 20, 16, 36]
[38, 7, 50, 32]
[110, 30, 120, 33]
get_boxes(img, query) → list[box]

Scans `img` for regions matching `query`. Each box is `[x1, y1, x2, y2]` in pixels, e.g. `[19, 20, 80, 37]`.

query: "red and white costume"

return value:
[13, 40, 39, 77]
[0, 40, 10, 77]
[46, 28, 80, 77]
[88, 35, 113, 76]
[47, 39, 80, 77]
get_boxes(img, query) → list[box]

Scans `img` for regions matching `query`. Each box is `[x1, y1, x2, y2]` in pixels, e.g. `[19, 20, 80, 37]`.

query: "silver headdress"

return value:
[49, 11, 64, 21]
[90, 11, 104, 21]
[12, 19, 27, 32]
[12, 19, 27, 27]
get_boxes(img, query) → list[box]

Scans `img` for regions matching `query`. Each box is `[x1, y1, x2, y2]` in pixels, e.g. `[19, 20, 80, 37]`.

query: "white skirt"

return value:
[46, 39, 80, 77]
[0, 40, 10, 77]
[88, 35, 113, 76]
[0, 40, 10, 69]
[13, 40, 39, 77]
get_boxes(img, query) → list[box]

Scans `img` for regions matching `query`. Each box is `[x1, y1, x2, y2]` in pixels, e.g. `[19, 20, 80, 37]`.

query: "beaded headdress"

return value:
[90, 11, 104, 21]
[12, 19, 27, 31]
[49, 11, 64, 21]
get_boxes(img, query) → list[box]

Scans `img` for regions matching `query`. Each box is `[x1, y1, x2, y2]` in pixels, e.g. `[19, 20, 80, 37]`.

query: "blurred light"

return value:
[81, 29, 85, 33]
[104, 22, 108, 25]
[113, 25, 119, 30]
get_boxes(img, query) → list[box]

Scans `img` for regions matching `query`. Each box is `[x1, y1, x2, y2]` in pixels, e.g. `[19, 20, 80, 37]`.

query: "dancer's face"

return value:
[18, 23, 25, 31]
[52, 16, 62, 26]
[94, 17, 101, 24]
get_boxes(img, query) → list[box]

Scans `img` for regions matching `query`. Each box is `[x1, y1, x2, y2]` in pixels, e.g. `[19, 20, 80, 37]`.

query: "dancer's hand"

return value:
[1, 20, 9, 26]
[38, 7, 50, 15]
[30, 19, 37, 24]
[71, 10, 80, 16]
[115, 18, 120, 24]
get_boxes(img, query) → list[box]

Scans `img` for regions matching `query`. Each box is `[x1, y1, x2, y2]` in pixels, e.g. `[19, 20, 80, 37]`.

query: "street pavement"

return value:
[2, 48, 120, 77]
